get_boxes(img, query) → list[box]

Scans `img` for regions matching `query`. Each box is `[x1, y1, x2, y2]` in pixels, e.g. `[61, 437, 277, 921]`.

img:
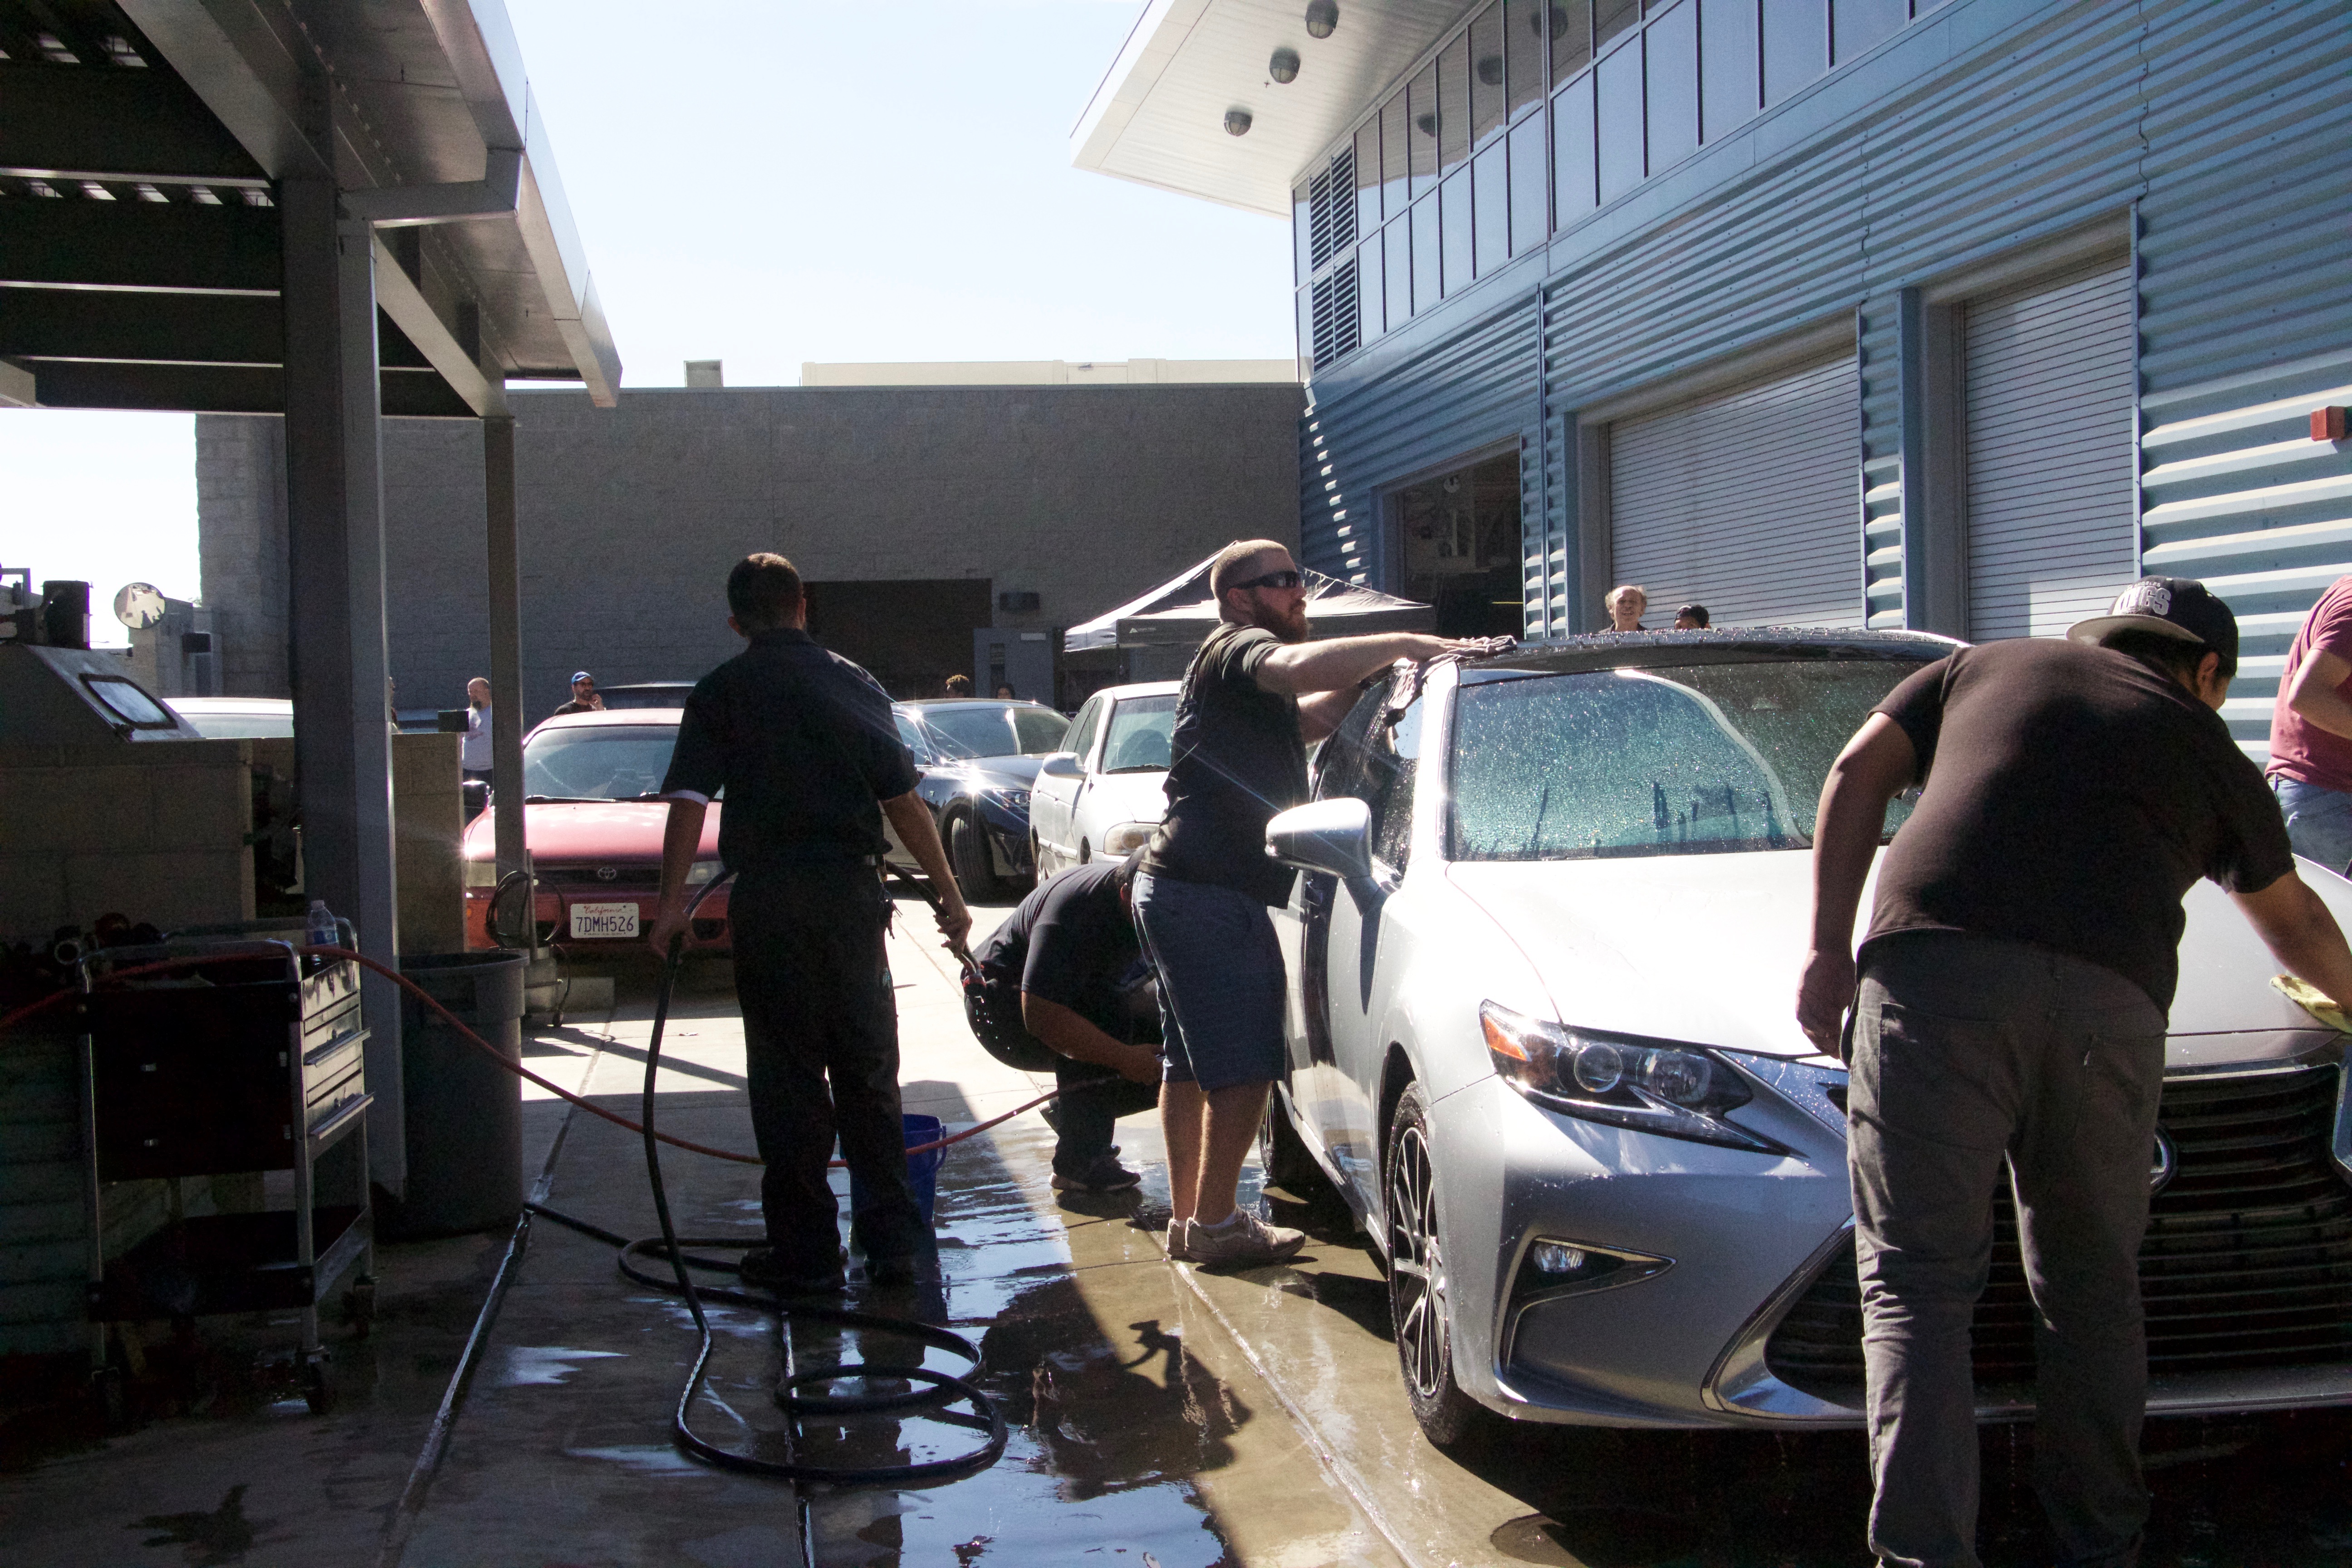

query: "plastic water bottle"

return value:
[305, 899, 338, 950]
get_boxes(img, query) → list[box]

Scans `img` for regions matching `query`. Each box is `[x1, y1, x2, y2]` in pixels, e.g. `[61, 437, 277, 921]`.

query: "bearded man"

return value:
[1135, 539, 1470, 1268]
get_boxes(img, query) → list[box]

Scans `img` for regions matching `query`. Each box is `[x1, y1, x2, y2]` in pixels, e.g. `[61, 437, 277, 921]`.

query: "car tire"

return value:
[1385, 1081, 1497, 1450]
[1259, 1086, 1328, 1199]
[947, 810, 1000, 901]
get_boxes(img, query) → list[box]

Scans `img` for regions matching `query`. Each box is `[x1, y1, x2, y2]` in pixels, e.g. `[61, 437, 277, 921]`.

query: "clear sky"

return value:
[0, 0, 1291, 643]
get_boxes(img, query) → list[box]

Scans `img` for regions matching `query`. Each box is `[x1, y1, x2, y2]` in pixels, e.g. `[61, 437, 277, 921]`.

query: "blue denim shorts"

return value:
[1131, 872, 1288, 1092]
[2272, 776, 2352, 878]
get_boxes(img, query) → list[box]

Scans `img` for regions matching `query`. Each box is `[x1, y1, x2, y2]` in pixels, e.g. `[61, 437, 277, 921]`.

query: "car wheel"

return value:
[1386, 1081, 1494, 1449]
[1259, 1086, 1328, 1199]
[947, 810, 1000, 900]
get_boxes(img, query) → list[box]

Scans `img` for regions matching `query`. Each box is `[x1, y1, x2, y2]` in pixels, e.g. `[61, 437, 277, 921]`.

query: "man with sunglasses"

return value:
[1136, 539, 1473, 1268]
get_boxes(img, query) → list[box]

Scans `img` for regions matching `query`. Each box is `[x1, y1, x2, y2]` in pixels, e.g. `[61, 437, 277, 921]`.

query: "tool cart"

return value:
[78, 926, 375, 1414]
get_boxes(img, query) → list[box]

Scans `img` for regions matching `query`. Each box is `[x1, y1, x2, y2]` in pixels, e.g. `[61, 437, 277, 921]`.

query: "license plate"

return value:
[569, 902, 641, 940]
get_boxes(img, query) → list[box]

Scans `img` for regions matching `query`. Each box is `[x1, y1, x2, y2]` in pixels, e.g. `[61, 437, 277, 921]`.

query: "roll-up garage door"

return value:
[1609, 358, 1862, 628]
[1964, 264, 2138, 641]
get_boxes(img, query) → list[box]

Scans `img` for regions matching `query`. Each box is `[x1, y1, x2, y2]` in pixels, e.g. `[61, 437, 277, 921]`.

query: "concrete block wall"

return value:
[391, 731, 466, 956]
[0, 740, 255, 944]
[198, 381, 1303, 718]
[195, 416, 289, 698]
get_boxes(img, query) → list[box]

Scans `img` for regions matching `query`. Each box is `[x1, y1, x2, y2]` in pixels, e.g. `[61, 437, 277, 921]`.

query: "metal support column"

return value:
[281, 174, 405, 1192]
[483, 413, 530, 889]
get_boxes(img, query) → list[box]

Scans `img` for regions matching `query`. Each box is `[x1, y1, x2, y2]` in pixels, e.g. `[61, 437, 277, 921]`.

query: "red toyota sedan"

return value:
[461, 708, 730, 955]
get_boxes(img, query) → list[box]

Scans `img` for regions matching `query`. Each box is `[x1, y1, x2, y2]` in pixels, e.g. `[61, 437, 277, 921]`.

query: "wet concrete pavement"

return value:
[6, 888, 2352, 1566]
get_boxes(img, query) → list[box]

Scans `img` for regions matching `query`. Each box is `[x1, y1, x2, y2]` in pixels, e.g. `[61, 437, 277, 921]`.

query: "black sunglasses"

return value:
[1232, 568, 1303, 592]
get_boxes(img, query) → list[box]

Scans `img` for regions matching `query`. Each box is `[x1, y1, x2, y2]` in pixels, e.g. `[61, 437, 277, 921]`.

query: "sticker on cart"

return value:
[570, 902, 641, 939]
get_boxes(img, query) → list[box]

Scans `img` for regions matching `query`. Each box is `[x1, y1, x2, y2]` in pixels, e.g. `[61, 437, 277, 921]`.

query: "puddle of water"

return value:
[491, 1345, 627, 1387]
[565, 1443, 707, 1475]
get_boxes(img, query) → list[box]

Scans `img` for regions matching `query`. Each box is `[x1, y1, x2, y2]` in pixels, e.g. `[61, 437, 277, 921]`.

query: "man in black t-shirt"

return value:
[970, 853, 1162, 1192]
[649, 554, 972, 1297]
[1136, 539, 1468, 1269]
[1798, 577, 2352, 1568]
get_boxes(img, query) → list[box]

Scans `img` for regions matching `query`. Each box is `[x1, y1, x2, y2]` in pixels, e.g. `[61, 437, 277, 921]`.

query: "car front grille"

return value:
[1764, 1065, 2352, 1401]
[536, 866, 661, 891]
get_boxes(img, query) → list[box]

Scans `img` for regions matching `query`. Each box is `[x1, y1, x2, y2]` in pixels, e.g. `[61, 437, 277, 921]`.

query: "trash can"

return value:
[381, 951, 527, 1239]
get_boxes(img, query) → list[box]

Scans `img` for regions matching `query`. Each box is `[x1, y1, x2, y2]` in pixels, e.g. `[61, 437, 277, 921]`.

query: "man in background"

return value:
[1605, 584, 1648, 631]
[461, 677, 493, 784]
[552, 670, 603, 717]
[2267, 572, 2352, 872]
[1675, 603, 1711, 630]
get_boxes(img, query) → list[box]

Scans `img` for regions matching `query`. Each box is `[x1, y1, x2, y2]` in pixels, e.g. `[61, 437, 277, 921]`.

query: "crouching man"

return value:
[967, 851, 1163, 1192]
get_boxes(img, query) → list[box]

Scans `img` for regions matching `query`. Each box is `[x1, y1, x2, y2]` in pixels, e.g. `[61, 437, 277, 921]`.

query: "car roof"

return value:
[1462, 627, 1961, 680]
[1092, 681, 1182, 701]
[893, 698, 1062, 712]
[529, 707, 684, 733]
[163, 696, 293, 712]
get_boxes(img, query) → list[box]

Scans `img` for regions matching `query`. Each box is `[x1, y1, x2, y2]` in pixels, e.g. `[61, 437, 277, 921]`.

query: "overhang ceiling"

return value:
[0, 0, 619, 416]
[1072, 0, 1467, 218]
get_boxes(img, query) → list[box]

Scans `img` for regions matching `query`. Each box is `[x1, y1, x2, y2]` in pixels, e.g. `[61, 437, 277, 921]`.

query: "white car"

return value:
[1029, 680, 1181, 877]
[162, 696, 294, 738]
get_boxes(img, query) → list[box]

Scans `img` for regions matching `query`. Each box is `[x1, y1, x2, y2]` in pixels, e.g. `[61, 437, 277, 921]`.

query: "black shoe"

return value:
[739, 1247, 845, 1295]
[866, 1255, 919, 1288]
[1038, 1100, 1062, 1134]
[1051, 1153, 1143, 1193]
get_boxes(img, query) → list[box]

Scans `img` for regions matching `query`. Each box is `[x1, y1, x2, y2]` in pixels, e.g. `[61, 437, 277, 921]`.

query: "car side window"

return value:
[1064, 696, 1106, 769]
[1313, 673, 1422, 873]
[893, 712, 930, 764]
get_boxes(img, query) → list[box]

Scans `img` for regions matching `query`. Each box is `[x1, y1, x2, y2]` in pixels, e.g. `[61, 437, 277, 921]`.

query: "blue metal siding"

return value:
[1298, 0, 2350, 743]
[1300, 291, 1541, 587]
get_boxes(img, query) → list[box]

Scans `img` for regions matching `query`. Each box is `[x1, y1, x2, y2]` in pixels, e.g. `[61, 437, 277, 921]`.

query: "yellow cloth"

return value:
[2272, 974, 2352, 1033]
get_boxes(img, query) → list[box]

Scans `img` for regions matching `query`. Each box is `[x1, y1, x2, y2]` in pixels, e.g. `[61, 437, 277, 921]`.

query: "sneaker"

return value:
[1185, 1209, 1306, 1269]
[1164, 1217, 1195, 1262]
[1050, 1154, 1143, 1193]
[738, 1247, 846, 1296]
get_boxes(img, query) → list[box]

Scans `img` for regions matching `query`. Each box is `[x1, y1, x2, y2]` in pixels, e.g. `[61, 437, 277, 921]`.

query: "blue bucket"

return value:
[850, 1113, 946, 1225]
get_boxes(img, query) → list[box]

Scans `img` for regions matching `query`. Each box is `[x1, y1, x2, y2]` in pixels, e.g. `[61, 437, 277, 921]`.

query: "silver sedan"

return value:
[1261, 629, 2352, 1444]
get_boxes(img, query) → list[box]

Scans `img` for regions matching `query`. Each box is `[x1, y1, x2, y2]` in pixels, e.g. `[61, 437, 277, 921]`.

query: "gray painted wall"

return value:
[199, 381, 1301, 715]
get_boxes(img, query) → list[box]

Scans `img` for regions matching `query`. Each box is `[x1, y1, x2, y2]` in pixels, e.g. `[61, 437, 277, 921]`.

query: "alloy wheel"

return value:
[1387, 1122, 1447, 1400]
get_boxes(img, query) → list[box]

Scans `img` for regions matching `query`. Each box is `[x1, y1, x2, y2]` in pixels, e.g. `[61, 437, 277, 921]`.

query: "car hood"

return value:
[461, 799, 721, 862]
[1081, 769, 1169, 819]
[1445, 852, 2349, 1066]
[932, 755, 1044, 789]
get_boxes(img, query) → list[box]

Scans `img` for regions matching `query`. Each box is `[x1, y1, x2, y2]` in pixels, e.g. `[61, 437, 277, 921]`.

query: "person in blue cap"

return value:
[550, 670, 604, 717]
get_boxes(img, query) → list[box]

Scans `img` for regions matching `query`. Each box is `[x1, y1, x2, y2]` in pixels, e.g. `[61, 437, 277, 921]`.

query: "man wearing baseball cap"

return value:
[551, 670, 604, 717]
[1796, 577, 2352, 1568]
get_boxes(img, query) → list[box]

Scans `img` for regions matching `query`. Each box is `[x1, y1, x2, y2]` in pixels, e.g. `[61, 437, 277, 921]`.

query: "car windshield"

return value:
[524, 725, 680, 801]
[912, 704, 1068, 760]
[1449, 657, 1926, 861]
[1100, 694, 1177, 773]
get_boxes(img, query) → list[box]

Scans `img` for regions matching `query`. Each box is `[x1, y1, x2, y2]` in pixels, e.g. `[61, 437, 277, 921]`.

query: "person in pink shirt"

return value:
[2268, 575, 2352, 874]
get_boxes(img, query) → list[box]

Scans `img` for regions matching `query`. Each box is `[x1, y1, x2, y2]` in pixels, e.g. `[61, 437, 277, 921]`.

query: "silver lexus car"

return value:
[1259, 628, 2352, 1445]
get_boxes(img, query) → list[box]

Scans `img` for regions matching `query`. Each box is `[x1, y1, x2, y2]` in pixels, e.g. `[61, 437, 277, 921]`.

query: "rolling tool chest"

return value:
[78, 926, 375, 1412]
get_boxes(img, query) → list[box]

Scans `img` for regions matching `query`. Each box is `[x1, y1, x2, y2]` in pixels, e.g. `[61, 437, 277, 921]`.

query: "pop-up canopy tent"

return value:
[1065, 554, 1434, 652]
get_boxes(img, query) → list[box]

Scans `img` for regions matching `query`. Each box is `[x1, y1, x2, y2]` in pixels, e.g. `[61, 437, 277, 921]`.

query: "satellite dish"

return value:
[114, 582, 167, 630]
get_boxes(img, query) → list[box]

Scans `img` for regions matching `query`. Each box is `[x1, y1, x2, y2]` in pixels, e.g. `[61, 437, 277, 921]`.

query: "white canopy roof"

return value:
[1066, 553, 1434, 652]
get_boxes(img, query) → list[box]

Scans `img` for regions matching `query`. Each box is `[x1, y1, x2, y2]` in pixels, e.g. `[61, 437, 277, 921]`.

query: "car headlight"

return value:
[686, 861, 720, 885]
[465, 858, 500, 889]
[979, 787, 1030, 813]
[1478, 1000, 1779, 1153]
[1102, 821, 1156, 856]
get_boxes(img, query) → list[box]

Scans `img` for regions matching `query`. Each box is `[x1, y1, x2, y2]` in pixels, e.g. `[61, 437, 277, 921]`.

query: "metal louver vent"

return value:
[1311, 260, 1360, 369]
[1308, 147, 1357, 273]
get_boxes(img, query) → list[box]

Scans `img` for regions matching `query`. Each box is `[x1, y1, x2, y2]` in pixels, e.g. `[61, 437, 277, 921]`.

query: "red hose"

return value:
[0, 945, 1056, 1168]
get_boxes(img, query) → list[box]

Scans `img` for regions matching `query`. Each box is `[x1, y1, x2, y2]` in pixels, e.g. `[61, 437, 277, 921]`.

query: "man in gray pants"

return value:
[1797, 577, 2352, 1568]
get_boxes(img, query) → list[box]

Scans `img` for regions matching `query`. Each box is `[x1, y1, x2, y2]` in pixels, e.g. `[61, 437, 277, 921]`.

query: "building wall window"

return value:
[1292, 0, 1945, 373]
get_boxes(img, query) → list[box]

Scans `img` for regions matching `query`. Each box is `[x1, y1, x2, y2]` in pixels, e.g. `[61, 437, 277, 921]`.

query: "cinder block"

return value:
[64, 848, 250, 931]
[0, 855, 68, 943]
[144, 765, 252, 849]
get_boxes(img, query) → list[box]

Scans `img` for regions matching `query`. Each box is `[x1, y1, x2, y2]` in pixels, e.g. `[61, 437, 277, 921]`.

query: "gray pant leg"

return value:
[2009, 995, 2166, 1568]
[1849, 961, 2025, 1568]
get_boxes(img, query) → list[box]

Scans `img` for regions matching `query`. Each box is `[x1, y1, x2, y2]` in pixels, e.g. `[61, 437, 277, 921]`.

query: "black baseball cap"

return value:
[2066, 577, 2239, 667]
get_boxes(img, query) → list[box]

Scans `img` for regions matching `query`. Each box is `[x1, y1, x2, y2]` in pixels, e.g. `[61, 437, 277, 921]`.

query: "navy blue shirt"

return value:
[972, 859, 1144, 1038]
[661, 629, 919, 872]
[1143, 622, 1309, 905]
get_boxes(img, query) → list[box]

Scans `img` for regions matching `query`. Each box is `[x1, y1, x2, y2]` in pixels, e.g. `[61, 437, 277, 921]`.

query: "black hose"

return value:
[530, 869, 1008, 1485]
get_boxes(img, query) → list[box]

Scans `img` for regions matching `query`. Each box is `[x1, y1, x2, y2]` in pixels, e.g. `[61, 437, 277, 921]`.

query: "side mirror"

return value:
[1265, 797, 1373, 882]
[1039, 753, 1083, 779]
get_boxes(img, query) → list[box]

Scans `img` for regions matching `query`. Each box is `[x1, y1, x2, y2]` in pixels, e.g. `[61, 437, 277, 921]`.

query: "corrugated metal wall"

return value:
[1299, 0, 2351, 730]
[1298, 294, 1541, 586]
